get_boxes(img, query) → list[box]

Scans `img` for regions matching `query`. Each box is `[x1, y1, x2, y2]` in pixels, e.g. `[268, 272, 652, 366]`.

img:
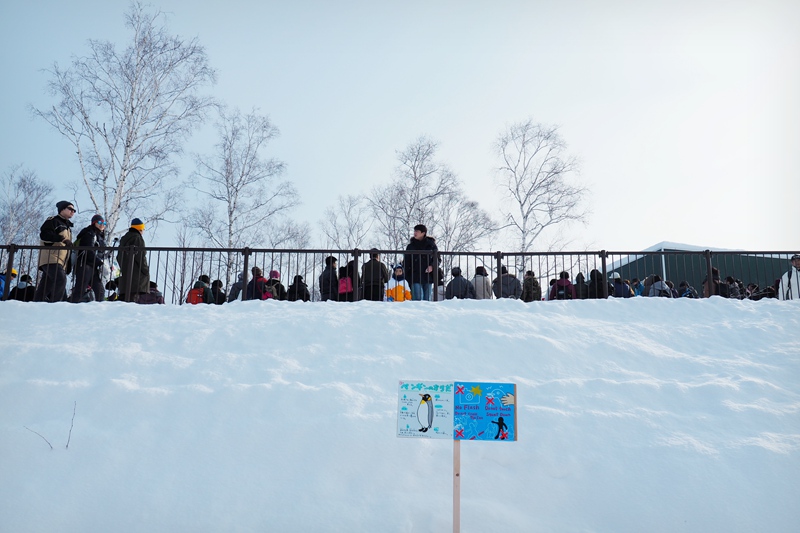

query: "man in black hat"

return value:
[778, 253, 800, 300]
[361, 249, 389, 301]
[34, 200, 75, 302]
[70, 214, 108, 303]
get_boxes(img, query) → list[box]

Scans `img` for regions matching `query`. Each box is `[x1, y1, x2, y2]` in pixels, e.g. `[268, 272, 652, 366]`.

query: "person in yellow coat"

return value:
[385, 264, 412, 302]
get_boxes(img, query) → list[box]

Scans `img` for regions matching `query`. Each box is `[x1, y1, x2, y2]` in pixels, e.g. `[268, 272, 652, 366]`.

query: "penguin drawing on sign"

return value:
[417, 393, 434, 432]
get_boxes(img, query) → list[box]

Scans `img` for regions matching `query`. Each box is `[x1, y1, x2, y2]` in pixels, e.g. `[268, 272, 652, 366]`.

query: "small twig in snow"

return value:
[66, 401, 76, 450]
[24, 426, 53, 450]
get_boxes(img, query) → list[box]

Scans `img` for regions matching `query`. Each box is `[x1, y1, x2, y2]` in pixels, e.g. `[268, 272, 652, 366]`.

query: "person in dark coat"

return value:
[265, 270, 287, 300]
[245, 267, 268, 300]
[34, 200, 75, 302]
[587, 269, 611, 299]
[610, 273, 632, 298]
[116, 218, 150, 302]
[319, 256, 339, 302]
[227, 273, 244, 302]
[403, 224, 438, 301]
[286, 275, 311, 302]
[521, 271, 543, 302]
[8, 274, 35, 302]
[549, 271, 577, 300]
[137, 281, 165, 304]
[361, 249, 390, 301]
[573, 272, 590, 300]
[445, 266, 475, 299]
[70, 214, 108, 303]
[210, 280, 226, 305]
[492, 266, 523, 299]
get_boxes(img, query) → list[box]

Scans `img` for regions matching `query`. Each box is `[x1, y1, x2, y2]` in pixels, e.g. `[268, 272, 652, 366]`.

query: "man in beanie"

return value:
[403, 224, 438, 301]
[778, 253, 800, 300]
[116, 217, 150, 302]
[70, 214, 108, 303]
[34, 201, 75, 302]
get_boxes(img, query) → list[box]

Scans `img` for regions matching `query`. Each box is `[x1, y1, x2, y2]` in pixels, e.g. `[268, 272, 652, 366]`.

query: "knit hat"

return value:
[130, 217, 145, 231]
[56, 200, 75, 212]
[269, 270, 280, 280]
[91, 214, 105, 225]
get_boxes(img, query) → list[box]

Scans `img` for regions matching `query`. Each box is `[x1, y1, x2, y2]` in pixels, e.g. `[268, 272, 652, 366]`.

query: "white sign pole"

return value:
[453, 439, 461, 533]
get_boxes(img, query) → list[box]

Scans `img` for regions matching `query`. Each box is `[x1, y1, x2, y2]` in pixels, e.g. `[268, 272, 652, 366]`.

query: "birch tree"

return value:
[368, 136, 495, 253]
[32, 2, 216, 238]
[189, 108, 301, 285]
[495, 119, 587, 252]
[0, 165, 54, 246]
[318, 194, 373, 250]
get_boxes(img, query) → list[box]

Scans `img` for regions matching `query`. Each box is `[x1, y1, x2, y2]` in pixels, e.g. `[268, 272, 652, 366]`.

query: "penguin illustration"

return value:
[417, 393, 434, 432]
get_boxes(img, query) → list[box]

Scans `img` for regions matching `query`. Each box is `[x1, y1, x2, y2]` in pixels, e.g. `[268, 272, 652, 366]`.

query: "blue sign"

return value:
[453, 382, 516, 441]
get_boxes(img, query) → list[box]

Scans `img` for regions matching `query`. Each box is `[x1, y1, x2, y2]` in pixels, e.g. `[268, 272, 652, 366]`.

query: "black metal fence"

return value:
[1, 244, 793, 303]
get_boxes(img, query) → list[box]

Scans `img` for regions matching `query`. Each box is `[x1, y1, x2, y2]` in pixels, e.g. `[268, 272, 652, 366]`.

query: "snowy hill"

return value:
[1, 298, 798, 532]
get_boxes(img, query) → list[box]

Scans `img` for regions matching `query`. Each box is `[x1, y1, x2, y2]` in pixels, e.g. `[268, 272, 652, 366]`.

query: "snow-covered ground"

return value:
[0, 297, 798, 532]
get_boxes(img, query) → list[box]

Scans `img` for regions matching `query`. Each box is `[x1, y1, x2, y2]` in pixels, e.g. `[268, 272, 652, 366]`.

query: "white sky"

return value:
[1, 1, 797, 251]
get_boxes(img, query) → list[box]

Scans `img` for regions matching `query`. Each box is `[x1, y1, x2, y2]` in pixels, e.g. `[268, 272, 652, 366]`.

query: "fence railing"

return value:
[1, 244, 793, 303]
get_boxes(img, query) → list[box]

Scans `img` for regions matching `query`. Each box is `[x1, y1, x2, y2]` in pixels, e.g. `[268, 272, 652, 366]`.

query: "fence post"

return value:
[432, 249, 440, 301]
[2, 244, 17, 300]
[352, 249, 361, 301]
[241, 247, 251, 301]
[495, 251, 504, 297]
[600, 250, 609, 298]
[704, 250, 713, 298]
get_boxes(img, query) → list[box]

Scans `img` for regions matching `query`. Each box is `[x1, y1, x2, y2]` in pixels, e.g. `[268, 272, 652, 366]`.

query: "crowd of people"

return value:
[2, 203, 799, 304]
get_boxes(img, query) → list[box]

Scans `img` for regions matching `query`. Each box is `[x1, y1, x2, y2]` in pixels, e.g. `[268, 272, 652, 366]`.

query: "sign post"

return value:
[397, 380, 517, 533]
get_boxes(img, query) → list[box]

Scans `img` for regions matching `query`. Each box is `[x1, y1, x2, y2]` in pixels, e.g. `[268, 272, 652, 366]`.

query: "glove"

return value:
[62, 239, 73, 247]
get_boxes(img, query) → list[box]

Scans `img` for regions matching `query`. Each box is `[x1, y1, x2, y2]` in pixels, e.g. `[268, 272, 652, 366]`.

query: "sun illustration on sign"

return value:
[470, 385, 482, 396]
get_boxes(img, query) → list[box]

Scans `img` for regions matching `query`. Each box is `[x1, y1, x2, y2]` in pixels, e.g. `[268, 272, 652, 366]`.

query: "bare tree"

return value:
[0, 165, 54, 245]
[318, 194, 373, 250]
[367, 136, 459, 250]
[32, 2, 217, 238]
[188, 107, 300, 286]
[495, 119, 587, 252]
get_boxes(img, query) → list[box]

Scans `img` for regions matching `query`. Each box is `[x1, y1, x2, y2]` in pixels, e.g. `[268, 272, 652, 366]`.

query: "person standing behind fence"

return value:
[286, 275, 311, 302]
[361, 249, 389, 302]
[521, 271, 543, 302]
[211, 280, 226, 305]
[319, 256, 339, 302]
[9, 273, 35, 302]
[445, 267, 475, 299]
[116, 218, 150, 303]
[70, 214, 107, 303]
[549, 271, 577, 300]
[245, 267, 268, 300]
[404, 224, 438, 301]
[386, 264, 412, 302]
[471, 266, 493, 300]
[493, 266, 523, 299]
[34, 200, 75, 302]
[0, 268, 16, 299]
[265, 270, 287, 300]
[778, 254, 800, 300]
[587, 269, 611, 299]
[227, 273, 244, 302]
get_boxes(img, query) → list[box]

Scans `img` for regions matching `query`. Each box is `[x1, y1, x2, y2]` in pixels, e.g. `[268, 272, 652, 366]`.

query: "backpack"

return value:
[555, 286, 572, 300]
[186, 287, 205, 304]
[261, 284, 275, 300]
[656, 288, 671, 297]
[338, 277, 353, 294]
